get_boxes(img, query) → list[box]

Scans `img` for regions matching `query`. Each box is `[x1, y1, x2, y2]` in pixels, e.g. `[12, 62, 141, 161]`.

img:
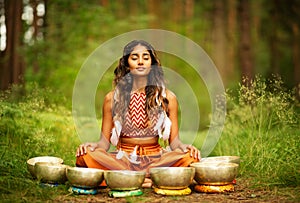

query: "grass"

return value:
[0, 84, 80, 202]
[212, 75, 300, 187]
[0, 76, 299, 202]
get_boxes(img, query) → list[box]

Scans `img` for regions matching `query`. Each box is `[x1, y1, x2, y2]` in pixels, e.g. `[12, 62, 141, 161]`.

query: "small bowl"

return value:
[200, 156, 240, 165]
[34, 162, 67, 184]
[104, 170, 146, 191]
[190, 162, 239, 186]
[66, 167, 104, 188]
[150, 167, 195, 190]
[27, 156, 64, 178]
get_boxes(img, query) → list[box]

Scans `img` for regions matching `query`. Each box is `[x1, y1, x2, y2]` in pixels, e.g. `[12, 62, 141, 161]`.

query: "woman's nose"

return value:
[138, 57, 143, 65]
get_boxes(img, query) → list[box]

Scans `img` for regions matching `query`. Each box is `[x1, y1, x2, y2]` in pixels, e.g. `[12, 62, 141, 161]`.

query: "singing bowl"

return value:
[66, 167, 104, 188]
[150, 167, 195, 190]
[27, 156, 64, 178]
[34, 162, 67, 184]
[104, 170, 146, 191]
[190, 162, 239, 186]
[200, 156, 240, 165]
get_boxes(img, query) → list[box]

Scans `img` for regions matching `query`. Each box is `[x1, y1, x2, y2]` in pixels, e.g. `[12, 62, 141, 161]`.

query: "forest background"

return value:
[1, 0, 300, 109]
[0, 0, 299, 202]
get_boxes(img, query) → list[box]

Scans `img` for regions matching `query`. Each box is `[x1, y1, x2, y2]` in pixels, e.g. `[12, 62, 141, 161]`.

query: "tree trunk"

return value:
[171, 0, 183, 31]
[212, 0, 227, 84]
[100, 0, 109, 7]
[269, 4, 280, 75]
[238, 0, 254, 84]
[185, 0, 194, 34]
[129, 0, 137, 17]
[0, 0, 24, 90]
[226, 0, 237, 83]
[292, 22, 300, 98]
[148, 0, 160, 28]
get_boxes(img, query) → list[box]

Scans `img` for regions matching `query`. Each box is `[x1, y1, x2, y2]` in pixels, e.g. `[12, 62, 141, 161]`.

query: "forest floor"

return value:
[54, 179, 299, 203]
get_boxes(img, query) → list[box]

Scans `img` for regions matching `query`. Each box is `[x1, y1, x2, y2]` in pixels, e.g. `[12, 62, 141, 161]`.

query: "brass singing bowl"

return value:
[27, 156, 64, 178]
[150, 167, 195, 190]
[190, 162, 239, 186]
[200, 156, 240, 165]
[104, 170, 146, 191]
[34, 162, 67, 184]
[66, 167, 104, 188]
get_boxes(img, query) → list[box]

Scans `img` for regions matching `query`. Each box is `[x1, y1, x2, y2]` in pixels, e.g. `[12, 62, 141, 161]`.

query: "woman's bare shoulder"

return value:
[165, 89, 177, 101]
[103, 90, 114, 105]
[105, 90, 114, 99]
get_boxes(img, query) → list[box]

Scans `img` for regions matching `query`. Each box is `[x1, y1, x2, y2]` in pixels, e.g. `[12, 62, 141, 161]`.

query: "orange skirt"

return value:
[76, 141, 199, 176]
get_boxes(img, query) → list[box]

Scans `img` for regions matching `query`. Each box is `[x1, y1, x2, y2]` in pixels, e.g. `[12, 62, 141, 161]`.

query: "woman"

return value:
[76, 40, 200, 187]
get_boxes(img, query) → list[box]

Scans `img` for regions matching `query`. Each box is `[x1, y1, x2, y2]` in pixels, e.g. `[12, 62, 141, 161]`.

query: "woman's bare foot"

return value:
[142, 178, 152, 188]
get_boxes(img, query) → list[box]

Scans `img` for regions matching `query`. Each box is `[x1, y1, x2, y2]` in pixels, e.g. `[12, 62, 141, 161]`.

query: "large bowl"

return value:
[34, 162, 67, 184]
[66, 167, 104, 188]
[104, 170, 146, 191]
[27, 156, 64, 178]
[200, 156, 240, 165]
[190, 162, 239, 186]
[150, 167, 195, 190]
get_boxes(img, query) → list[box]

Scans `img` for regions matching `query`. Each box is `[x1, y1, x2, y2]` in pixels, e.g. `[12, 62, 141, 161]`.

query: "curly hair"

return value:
[112, 40, 169, 123]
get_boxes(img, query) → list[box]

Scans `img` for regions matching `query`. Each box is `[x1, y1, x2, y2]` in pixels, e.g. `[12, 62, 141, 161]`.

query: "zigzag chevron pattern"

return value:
[121, 92, 158, 137]
[129, 92, 148, 128]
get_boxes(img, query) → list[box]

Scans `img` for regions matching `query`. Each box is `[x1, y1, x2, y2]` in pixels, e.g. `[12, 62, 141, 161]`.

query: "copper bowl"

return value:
[104, 170, 146, 191]
[190, 162, 239, 186]
[34, 162, 67, 184]
[150, 167, 195, 190]
[66, 167, 104, 188]
[27, 156, 64, 178]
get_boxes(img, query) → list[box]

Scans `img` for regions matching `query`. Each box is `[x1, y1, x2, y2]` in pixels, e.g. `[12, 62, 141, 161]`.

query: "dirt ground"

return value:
[55, 180, 299, 203]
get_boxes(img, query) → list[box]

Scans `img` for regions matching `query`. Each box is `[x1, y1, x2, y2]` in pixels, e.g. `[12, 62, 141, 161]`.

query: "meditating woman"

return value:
[76, 40, 200, 187]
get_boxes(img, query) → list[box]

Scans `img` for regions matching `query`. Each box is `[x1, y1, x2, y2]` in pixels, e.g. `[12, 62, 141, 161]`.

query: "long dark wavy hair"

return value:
[113, 40, 169, 123]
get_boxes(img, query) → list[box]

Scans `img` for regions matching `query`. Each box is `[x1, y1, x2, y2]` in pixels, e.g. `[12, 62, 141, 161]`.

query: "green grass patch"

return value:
[0, 84, 80, 201]
[212, 75, 300, 187]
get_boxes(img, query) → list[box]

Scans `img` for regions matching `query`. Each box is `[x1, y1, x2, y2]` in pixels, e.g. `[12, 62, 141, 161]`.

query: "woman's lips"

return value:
[136, 67, 146, 71]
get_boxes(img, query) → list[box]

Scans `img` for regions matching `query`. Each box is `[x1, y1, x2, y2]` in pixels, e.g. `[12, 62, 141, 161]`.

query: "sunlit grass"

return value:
[212, 75, 300, 187]
[0, 84, 80, 201]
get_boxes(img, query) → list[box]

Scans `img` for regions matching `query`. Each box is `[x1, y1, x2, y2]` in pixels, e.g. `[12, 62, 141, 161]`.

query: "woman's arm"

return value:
[76, 91, 114, 156]
[166, 89, 201, 160]
[99, 91, 114, 149]
[166, 89, 179, 144]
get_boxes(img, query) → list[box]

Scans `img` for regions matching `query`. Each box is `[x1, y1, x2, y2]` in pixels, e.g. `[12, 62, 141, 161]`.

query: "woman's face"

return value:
[128, 44, 152, 77]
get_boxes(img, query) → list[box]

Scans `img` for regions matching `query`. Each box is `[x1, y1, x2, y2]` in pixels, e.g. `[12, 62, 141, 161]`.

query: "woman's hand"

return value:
[185, 144, 201, 160]
[170, 137, 201, 160]
[76, 142, 99, 157]
[179, 144, 201, 160]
